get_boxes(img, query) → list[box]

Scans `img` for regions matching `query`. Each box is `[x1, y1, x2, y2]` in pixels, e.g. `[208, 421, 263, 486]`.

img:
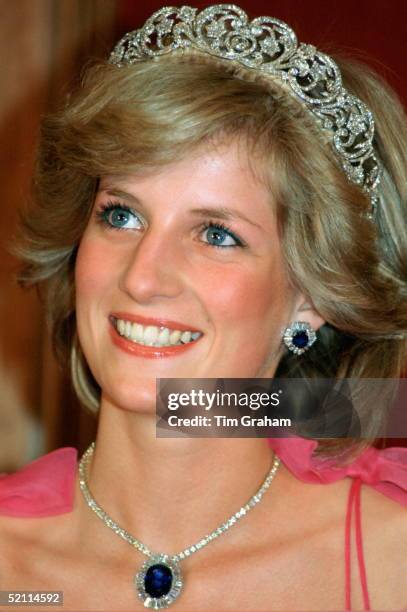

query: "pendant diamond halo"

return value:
[135, 554, 183, 609]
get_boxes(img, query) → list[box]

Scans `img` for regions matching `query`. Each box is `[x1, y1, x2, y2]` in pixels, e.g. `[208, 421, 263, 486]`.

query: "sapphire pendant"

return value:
[135, 554, 183, 608]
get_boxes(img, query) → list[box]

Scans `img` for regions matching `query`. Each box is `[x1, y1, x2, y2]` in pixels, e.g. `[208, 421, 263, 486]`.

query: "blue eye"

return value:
[201, 222, 243, 248]
[96, 202, 142, 231]
[95, 203, 245, 249]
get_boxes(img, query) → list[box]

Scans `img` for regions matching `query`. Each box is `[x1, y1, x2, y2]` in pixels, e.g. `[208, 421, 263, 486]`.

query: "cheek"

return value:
[75, 235, 114, 303]
[198, 260, 290, 323]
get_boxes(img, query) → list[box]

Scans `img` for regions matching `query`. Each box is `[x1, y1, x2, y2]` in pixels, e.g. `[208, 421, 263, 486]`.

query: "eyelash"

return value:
[96, 202, 139, 231]
[199, 221, 245, 249]
[95, 201, 246, 249]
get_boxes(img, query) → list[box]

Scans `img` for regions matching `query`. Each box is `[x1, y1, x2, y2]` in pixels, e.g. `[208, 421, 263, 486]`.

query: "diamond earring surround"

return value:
[109, 4, 382, 220]
[79, 442, 280, 608]
[283, 321, 317, 355]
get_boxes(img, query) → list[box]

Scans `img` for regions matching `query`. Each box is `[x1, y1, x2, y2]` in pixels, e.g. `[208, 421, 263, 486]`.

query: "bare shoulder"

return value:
[0, 514, 33, 584]
[0, 513, 70, 587]
[310, 475, 407, 607]
[360, 483, 406, 549]
[361, 480, 406, 517]
[357, 484, 406, 609]
[360, 485, 406, 551]
[270, 466, 406, 610]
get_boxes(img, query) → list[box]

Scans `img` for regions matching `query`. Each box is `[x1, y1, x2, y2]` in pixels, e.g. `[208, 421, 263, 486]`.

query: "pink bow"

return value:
[268, 437, 407, 507]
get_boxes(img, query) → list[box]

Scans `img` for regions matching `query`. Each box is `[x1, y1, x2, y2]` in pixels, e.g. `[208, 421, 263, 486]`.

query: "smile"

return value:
[108, 313, 204, 359]
[113, 317, 202, 347]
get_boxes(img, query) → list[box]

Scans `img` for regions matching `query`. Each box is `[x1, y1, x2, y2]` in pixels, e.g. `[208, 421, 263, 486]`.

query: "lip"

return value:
[110, 311, 202, 333]
[108, 317, 202, 359]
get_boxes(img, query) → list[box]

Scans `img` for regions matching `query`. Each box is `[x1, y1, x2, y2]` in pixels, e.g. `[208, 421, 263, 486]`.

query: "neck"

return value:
[77, 397, 276, 557]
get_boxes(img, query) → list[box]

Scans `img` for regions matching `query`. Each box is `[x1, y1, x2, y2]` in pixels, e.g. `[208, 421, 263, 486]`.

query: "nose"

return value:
[119, 227, 184, 303]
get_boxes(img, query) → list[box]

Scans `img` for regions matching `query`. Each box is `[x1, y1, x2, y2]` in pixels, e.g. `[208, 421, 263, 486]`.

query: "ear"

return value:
[290, 293, 325, 332]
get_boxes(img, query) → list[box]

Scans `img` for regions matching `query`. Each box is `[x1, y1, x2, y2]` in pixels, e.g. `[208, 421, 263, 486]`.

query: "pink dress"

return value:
[0, 438, 406, 611]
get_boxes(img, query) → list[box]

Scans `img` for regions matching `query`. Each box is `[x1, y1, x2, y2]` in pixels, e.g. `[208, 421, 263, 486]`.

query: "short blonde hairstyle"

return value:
[17, 51, 407, 457]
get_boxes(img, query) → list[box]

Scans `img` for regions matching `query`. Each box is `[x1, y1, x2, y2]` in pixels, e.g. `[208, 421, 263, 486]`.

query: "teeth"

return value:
[114, 319, 202, 348]
[169, 330, 181, 345]
[144, 325, 158, 346]
[130, 323, 138, 342]
[180, 331, 191, 344]
[134, 323, 143, 342]
[157, 328, 170, 345]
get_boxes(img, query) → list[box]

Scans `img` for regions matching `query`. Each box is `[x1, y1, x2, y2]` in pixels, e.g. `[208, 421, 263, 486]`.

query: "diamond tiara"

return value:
[109, 4, 382, 220]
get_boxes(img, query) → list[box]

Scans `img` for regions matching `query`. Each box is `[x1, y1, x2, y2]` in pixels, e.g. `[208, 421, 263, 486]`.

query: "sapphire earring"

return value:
[283, 321, 317, 355]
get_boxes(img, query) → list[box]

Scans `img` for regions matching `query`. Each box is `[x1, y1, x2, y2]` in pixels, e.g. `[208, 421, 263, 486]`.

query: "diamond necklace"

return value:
[78, 442, 280, 609]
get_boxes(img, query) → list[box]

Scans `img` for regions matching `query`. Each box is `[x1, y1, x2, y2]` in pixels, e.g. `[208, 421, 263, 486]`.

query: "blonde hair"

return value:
[16, 52, 407, 456]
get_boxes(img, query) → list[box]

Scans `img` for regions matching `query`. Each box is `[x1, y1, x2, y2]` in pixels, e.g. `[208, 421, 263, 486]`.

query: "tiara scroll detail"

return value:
[109, 4, 381, 220]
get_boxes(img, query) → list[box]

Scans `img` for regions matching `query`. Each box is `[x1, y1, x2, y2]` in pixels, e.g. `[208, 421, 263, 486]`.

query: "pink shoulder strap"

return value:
[345, 478, 371, 611]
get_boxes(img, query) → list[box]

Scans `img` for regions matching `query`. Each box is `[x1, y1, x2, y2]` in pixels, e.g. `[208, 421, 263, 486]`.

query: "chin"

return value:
[103, 376, 158, 415]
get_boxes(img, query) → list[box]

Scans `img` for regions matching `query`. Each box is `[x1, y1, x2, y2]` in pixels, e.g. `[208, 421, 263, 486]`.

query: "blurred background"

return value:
[0, 0, 406, 471]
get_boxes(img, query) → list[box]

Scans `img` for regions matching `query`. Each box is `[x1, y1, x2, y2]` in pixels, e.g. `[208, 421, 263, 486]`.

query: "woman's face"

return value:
[75, 141, 303, 413]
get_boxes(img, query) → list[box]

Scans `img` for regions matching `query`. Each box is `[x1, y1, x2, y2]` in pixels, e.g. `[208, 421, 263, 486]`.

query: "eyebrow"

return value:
[99, 187, 262, 230]
[190, 207, 262, 230]
[100, 188, 141, 204]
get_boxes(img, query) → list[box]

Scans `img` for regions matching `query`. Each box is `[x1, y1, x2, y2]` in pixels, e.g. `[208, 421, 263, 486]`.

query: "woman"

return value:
[0, 5, 406, 611]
